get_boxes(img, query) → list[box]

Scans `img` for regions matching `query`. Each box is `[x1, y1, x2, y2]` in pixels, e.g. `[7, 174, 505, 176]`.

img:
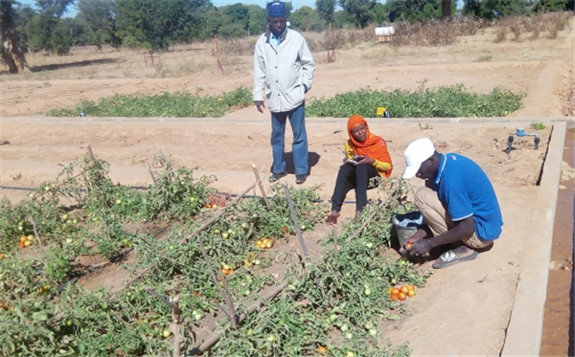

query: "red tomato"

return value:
[221, 268, 234, 276]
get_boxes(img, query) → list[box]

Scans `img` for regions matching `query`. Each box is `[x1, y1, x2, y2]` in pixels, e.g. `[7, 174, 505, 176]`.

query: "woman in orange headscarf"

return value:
[326, 114, 393, 224]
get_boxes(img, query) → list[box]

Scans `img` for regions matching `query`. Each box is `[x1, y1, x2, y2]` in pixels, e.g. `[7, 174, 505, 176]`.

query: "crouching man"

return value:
[402, 138, 503, 269]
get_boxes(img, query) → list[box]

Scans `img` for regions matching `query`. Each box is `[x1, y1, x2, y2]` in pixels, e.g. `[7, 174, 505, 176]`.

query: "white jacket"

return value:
[253, 28, 315, 113]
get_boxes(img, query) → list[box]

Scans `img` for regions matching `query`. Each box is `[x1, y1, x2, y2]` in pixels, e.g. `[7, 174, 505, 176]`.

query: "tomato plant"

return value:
[0, 153, 424, 356]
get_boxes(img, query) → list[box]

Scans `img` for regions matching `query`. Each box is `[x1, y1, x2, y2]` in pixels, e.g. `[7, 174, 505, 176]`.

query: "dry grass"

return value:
[494, 11, 572, 42]
[3, 12, 569, 82]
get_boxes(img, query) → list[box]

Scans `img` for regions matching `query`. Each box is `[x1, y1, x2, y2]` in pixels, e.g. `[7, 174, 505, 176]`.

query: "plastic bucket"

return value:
[392, 212, 424, 250]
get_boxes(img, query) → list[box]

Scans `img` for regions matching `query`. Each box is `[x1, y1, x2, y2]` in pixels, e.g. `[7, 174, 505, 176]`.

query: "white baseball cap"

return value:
[402, 138, 436, 179]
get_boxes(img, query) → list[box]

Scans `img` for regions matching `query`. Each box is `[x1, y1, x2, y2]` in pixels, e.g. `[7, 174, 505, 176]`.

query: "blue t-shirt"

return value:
[433, 153, 503, 240]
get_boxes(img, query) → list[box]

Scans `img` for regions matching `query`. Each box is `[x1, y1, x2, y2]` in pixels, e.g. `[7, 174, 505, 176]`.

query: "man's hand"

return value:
[407, 238, 433, 256]
[255, 101, 265, 113]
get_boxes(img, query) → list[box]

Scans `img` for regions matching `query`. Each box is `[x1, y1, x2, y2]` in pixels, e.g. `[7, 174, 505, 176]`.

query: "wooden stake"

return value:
[145, 161, 157, 187]
[215, 35, 224, 73]
[190, 281, 288, 355]
[251, 164, 270, 207]
[282, 184, 310, 262]
[144, 289, 184, 357]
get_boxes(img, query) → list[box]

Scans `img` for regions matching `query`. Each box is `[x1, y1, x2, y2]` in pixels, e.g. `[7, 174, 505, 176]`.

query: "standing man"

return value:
[402, 138, 504, 269]
[253, 1, 315, 185]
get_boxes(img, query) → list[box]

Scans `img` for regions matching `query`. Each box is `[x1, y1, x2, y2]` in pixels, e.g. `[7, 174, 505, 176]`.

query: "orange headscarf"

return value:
[347, 114, 393, 177]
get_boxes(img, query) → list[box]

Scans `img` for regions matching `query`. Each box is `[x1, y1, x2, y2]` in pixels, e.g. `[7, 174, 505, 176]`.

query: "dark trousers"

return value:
[330, 163, 380, 212]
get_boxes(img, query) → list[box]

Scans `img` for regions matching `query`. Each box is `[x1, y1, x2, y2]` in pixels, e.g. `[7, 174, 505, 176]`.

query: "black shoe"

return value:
[295, 174, 308, 184]
[269, 172, 287, 183]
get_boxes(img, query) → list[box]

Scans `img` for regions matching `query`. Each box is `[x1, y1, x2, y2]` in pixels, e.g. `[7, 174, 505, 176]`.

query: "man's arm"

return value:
[408, 216, 475, 255]
[252, 39, 266, 106]
[299, 39, 315, 92]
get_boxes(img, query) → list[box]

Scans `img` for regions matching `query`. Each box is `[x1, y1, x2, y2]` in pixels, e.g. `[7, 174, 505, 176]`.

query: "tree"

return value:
[316, 0, 336, 24]
[222, 3, 249, 30]
[0, 0, 30, 73]
[371, 2, 389, 25]
[291, 6, 322, 32]
[217, 3, 251, 38]
[116, 0, 210, 50]
[442, 0, 452, 18]
[247, 4, 266, 36]
[338, 0, 376, 28]
[387, 0, 444, 22]
[462, 0, 483, 17]
[37, 0, 76, 51]
[463, 0, 529, 19]
[533, 0, 569, 11]
[484, 0, 528, 17]
[77, 0, 120, 48]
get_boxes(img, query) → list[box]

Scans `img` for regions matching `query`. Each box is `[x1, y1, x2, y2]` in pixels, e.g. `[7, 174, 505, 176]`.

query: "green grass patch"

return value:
[47, 87, 253, 118]
[307, 84, 523, 118]
[47, 84, 523, 119]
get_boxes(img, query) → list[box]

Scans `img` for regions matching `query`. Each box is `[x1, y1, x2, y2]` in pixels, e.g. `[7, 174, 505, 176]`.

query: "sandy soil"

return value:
[0, 21, 574, 356]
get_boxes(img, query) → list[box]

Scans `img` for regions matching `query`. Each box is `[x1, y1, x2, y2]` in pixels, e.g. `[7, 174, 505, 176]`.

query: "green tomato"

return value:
[192, 310, 203, 321]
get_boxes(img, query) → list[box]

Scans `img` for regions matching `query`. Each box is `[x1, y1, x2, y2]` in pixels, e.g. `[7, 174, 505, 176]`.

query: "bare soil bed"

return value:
[1, 20, 574, 356]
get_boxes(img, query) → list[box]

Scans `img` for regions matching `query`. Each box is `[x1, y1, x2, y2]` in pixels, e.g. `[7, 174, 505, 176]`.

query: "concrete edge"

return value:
[1, 116, 574, 125]
[501, 121, 567, 356]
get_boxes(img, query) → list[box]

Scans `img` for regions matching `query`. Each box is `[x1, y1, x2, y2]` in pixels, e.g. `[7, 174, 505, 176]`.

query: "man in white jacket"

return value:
[253, 1, 315, 185]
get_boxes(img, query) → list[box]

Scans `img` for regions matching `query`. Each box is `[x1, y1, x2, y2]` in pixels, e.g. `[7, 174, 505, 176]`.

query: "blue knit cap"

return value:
[267, 1, 286, 17]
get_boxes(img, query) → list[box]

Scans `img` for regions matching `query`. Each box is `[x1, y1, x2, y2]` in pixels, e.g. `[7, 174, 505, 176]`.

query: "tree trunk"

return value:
[2, 29, 30, 74]
[1, 48, 18, 73]
[442, 0, 452, 19]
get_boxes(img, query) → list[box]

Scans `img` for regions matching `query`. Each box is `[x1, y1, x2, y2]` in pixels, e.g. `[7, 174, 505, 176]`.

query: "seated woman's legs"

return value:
[330, 164, 355, 214]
